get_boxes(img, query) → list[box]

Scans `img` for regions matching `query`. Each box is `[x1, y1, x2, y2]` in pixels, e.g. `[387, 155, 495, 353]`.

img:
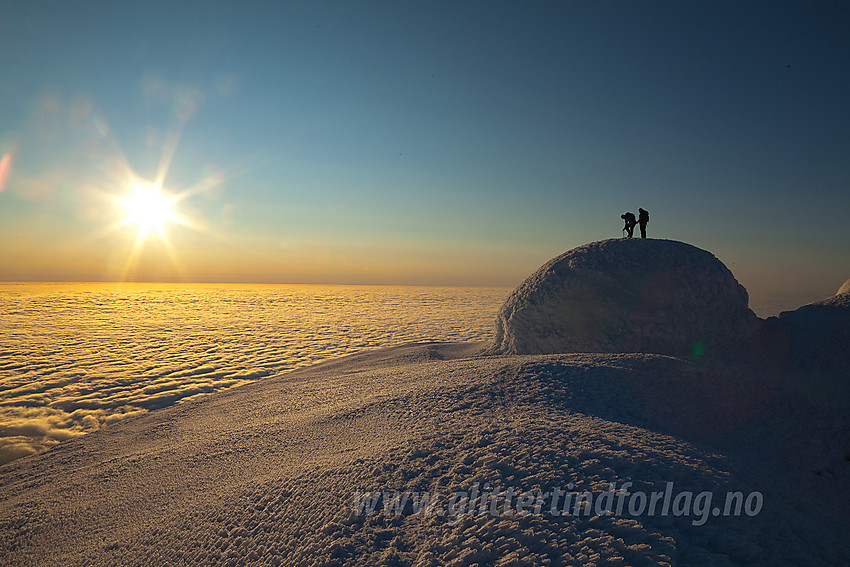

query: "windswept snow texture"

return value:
[1, 343, 848, 566]
[494, 239, 760, 356]
[0, 284, 509, 465]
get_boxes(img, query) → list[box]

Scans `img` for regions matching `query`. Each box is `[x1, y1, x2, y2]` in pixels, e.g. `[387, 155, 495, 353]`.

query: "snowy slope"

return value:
[1, 342, 848, 566]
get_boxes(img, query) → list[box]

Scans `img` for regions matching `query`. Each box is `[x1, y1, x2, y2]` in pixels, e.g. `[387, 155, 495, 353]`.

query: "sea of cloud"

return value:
[0, 283, 509, 465]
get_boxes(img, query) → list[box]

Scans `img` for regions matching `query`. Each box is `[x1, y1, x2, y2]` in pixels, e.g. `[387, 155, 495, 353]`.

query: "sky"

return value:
[0, 1, 848, 300]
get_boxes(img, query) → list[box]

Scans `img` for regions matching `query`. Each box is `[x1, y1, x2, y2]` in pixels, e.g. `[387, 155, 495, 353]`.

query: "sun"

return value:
[82, 103, 239, 282]
[119, 181, 178, 237]
[104, 176, 198, 280]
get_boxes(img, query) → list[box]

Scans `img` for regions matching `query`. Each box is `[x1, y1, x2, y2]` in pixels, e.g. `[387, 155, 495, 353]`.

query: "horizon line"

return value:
[0, 279, 516, 288]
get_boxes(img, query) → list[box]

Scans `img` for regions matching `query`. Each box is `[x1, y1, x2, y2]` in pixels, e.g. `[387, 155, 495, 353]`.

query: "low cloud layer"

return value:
[0, 283, 507, 465]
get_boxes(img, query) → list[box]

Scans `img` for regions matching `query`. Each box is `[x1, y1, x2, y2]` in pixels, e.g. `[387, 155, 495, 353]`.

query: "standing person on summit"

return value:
[637, 208, 649, 238]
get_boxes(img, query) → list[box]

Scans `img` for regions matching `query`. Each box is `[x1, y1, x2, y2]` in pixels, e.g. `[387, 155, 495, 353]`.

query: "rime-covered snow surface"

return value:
[493, 239, 760, 356]
[2, 341, 849, 566]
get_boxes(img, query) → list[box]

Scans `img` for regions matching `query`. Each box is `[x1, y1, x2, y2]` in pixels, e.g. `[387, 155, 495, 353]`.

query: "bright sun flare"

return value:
[107, 177, 197, 280]
[120, 182, 178, 236]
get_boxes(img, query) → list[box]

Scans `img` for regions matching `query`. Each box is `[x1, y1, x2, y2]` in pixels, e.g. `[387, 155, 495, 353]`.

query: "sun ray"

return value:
[171, 149, 274, 203]
[153, 125, 185, 190]
[119, 229, 149, 281]
[158, 230, 189, 280]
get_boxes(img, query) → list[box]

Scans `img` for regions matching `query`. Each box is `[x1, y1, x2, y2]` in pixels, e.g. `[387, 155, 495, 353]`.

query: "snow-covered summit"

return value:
[493, 239, 761, 356]
[837, 277, 850, 297]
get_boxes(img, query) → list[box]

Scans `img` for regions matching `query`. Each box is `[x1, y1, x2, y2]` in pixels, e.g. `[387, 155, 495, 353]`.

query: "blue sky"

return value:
[0, 1, 848, 300]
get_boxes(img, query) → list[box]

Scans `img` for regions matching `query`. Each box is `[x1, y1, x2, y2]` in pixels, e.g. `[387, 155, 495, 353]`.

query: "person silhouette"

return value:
[621, 212, 636, 239]
[637, 208, 649, 238]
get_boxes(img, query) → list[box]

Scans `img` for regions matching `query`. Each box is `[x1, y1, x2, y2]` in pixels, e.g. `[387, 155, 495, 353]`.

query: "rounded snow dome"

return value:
[837, 278, 850, 296]
[493, 239, 760, 356]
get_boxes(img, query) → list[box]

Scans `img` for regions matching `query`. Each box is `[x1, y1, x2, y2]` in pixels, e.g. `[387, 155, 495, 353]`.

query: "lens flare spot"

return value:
[693, 341, 706, 358]
[0, 153, 12, 193]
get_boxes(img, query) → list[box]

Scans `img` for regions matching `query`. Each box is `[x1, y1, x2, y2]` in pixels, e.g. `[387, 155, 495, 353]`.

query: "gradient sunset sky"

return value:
[1, 1, 848, 299]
